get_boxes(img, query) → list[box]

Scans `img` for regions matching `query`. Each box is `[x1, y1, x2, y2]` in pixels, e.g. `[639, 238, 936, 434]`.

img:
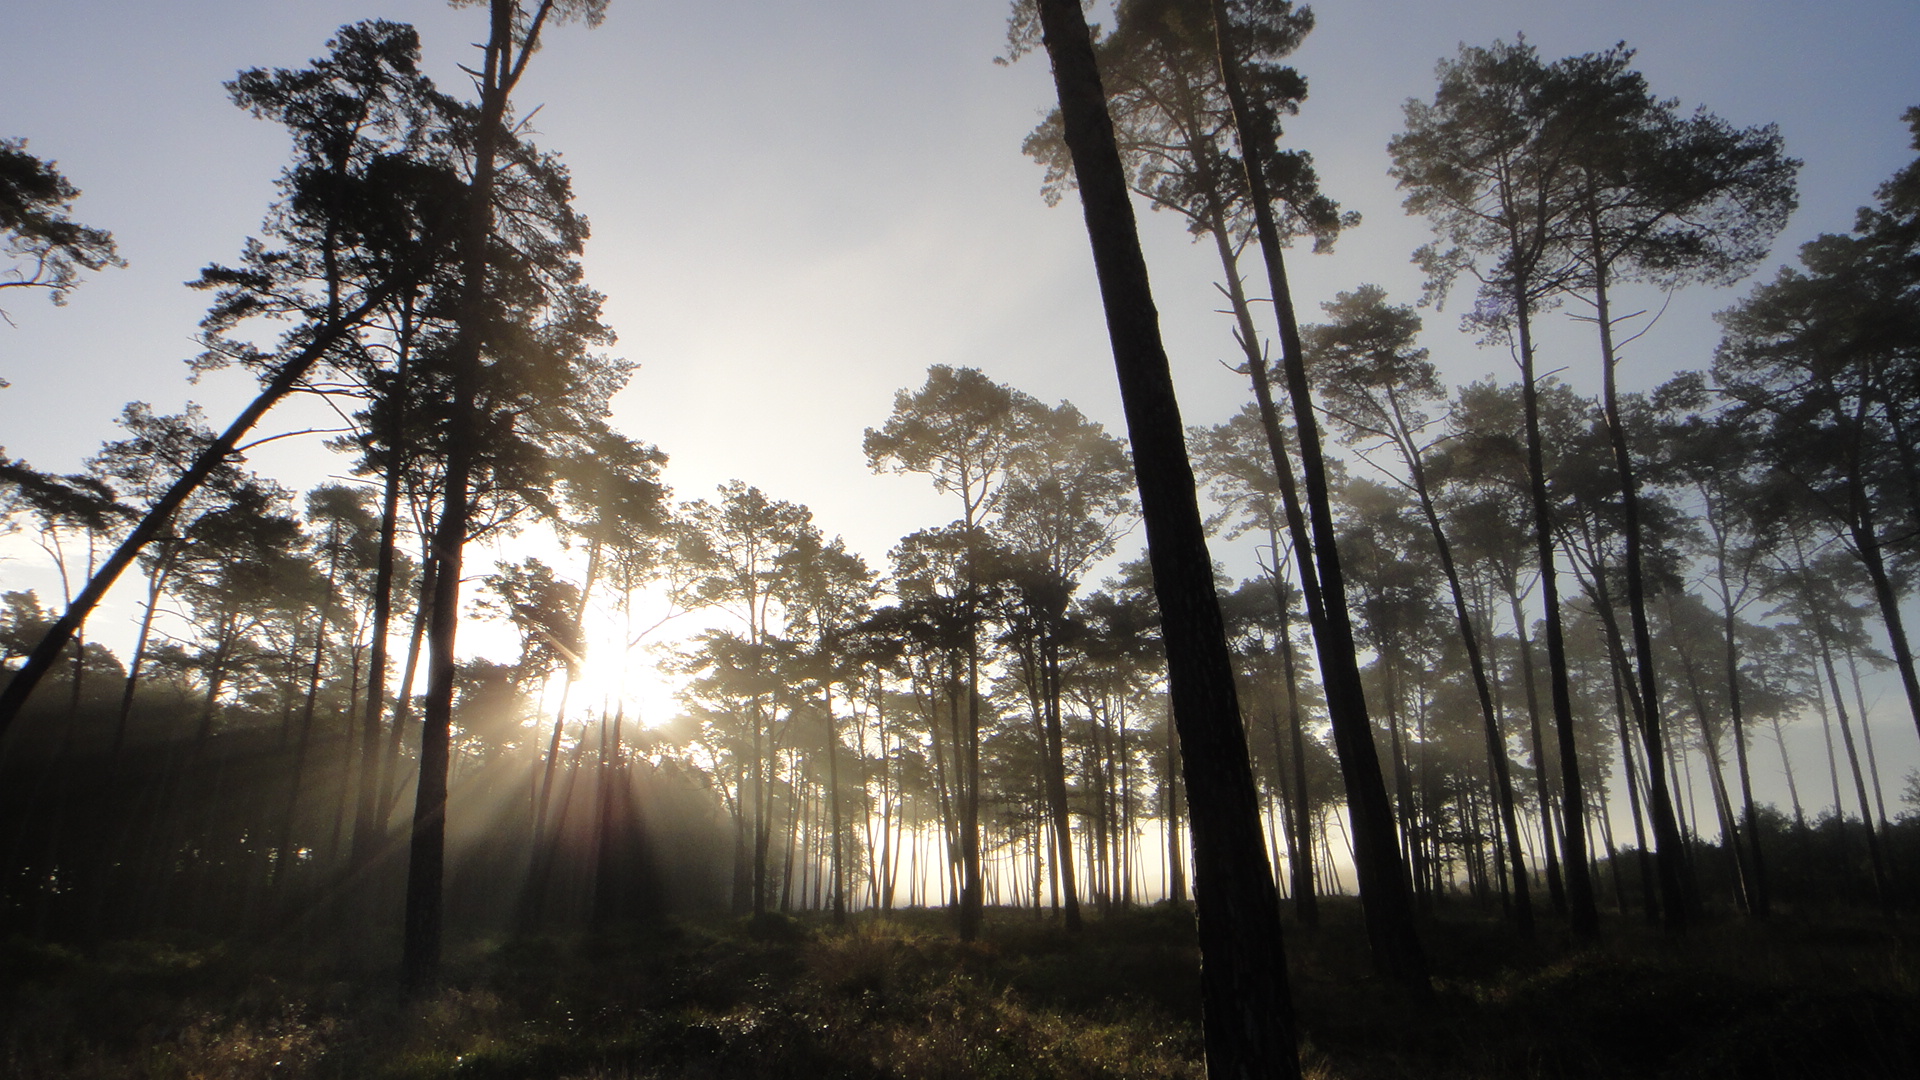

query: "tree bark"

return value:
[1589, 243, 1686, 933]
[403, 0, 541, 993]
[1391, 393, 1532, 934]
[1036, 1, 1300, 1073]
[1206, 0, 1426, 989]
[350, 324, 409, 876]
[1513, 294, 1601, 940]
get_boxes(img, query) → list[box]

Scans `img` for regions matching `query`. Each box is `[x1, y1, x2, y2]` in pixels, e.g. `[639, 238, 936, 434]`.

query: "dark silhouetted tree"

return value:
[1022, 0, 1300, 1073]
[0, 137, 121, 314]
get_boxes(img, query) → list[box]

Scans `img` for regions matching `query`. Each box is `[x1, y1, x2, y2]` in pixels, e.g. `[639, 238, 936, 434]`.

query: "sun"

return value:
[525, 598, 689, 731]
[549, 648, 682, 730]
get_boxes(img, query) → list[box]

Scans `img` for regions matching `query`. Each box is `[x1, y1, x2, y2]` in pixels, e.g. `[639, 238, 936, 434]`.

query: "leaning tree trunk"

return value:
[1705, 497, 1769, 917]
[1844, 643, 1894, 833]
[376, 554, 433, 837]
[1036, 1, 1300, 1074]
[1398, 420, 1532, 935]
[1809, 603, 1892, 911]
[1590, 246, 1688, 934]
[1845, 487, 1920, 746]
[110, 544, 180, 767]
[0, 294, 389, 737]
[1207, 0, 1427, 990]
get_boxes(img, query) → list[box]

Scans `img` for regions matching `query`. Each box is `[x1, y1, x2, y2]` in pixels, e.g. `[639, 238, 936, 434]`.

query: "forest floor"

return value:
[3, 900, 1917, 1079]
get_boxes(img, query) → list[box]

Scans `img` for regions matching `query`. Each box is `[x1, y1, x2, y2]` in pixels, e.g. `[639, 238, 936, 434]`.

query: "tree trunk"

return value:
[350, 321, 409, 876]
[403, 0, 535, 993]
[1043, 630, 1083, 927]
[1506, 585, 1566, 912]
[958, 633, 984, 938]
[1672, 622, 1751, 914]
[272, 533, 343, 893]
[1707, 507, 1769, 916]
[826, 686, 845, 925]
[1513, 293, 1600, 940]
[1277, 578, 1317, 927]
[1844, 643, 1893, 835]
[110, 545, 179, 767]
[1037, 1, 1301, 1072]
[1207, 0, 1426, 989]
[0, 297, 389, 735]
[1589, 245, 1686, 935]
[377, 555, 433, 836]
[1812, 610, 1892, 911]
[1608, 648, 1659, 922]
[1399, 398, 1531, 933]
[1846, 505, 1920, 745]
[1769, 710, 1806, 829]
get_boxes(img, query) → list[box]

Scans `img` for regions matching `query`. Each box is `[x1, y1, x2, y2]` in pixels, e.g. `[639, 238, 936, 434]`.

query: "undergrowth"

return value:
[3, 902, 1915, 1078]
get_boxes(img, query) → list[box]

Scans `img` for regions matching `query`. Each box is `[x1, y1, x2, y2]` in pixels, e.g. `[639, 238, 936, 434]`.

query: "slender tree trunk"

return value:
[1812, 662, 1847, 832]
[110, 547, 178, 767]
[775, 751, 796, 912]
[751, 698, 768, 916]
[1507, 585, 1566, 912]
[1769, 710, 1806, 829]
[1589, 250, 1685, 934]
[1398, 400, 1531, 933]
[1609, 649, 1658, 922]
[1844, 643, 1892, 834]
[923, 671, 958, 912]
[1208, 0, 1426, 988]
[351, 323, 409, 876]
[377, 556, 432, 836]
[826, 685, 845, 925]
[1043, 631, 1083, 928]
[1812, 612, 1892, 910]
[273, 536, 343, 892]
[1513, 295, 1600, 940]
[591, 710, 623, 930]
[1278, 580, 1317, 927]
[535, 551, 599, 848]
[1710, 535, 1769, 916]
[1384, 674, 1421, 905]
[1036, 2, 1302, 1071]
[1672, 627, 1750, 914]
[0, 297, 390, 734]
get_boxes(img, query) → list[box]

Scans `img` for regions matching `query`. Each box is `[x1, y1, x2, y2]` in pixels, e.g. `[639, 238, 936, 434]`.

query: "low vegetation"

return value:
[5, 902, 1916, 1079]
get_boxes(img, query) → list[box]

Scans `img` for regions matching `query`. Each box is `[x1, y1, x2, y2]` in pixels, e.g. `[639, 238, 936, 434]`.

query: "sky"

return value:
[3, 1, 1919, 812]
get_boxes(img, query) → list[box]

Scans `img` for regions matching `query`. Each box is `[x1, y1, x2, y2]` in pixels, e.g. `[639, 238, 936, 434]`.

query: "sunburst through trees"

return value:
[3, 2, 1919, 1076]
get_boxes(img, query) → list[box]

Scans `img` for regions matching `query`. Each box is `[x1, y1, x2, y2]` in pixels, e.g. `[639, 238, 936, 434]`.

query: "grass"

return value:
[3, 902, 1916, 1078]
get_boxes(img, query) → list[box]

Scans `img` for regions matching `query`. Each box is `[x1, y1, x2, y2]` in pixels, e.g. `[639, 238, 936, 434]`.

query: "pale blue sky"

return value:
[4, 1, 1915, 552]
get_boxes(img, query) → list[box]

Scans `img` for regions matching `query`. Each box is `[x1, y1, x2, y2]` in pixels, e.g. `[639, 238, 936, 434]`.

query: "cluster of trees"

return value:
[2, 0, 1917, 1075]
[1010, 1, 1920, 1073]
[0, 3, 648, 985]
